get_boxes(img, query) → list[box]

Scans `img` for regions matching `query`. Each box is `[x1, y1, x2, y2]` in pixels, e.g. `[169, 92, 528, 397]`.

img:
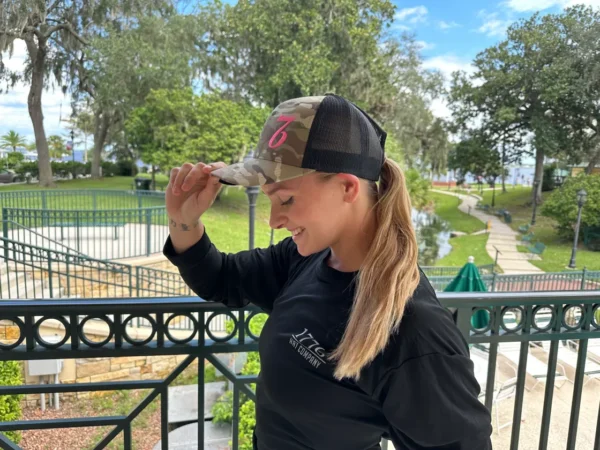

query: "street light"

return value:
[531, 179, 540, 225]
[568, 189, 587, 269]
[244, 151, 259, 250]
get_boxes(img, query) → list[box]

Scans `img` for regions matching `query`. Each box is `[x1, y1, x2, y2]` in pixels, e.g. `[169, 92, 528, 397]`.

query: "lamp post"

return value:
[70, 130, 75, 163]
[244, 152, 259, 250]
[531, 179, 540, 225]
[568, 189, 587, 269]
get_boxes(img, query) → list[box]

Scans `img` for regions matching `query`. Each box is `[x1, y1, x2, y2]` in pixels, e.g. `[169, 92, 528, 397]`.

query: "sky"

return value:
[1, 0, 599, 144]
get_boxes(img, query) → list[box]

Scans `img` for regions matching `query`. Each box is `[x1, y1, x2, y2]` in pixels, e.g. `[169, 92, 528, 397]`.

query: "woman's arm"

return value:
[376, 353, 493, 449]
[163, 229, 295, 312]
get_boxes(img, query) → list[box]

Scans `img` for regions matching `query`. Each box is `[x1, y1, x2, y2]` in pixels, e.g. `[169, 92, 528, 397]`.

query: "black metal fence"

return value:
[0, 292, 598, 449]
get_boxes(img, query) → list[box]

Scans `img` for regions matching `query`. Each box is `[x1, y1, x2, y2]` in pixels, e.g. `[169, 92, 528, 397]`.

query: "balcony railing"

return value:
[0, 292, 598, 449]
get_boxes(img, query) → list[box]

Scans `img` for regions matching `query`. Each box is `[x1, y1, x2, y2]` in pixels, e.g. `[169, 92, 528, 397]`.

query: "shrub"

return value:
[541, 174, 600, 239]
[542, 164, 557, 192]
[0, 361, 24, 443]
[14, 162, 39, 180]
[116, 160, 138, 176]
[101, 161, 117, 177]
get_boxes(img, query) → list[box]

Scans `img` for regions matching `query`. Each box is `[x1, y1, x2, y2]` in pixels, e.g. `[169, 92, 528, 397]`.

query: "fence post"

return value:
[2, 208, 8, 260]
[135, 266, 140, 298]
[580, 267, 587, 291]
[145, 209, 152, 256]
[93, 191, 97, 211]
[47, 249, 54, 299]
[75, 211, 81, 253]
[138, 194, 143, 223]
[491, 272, 498, 292]
[41, 190, 47, 211]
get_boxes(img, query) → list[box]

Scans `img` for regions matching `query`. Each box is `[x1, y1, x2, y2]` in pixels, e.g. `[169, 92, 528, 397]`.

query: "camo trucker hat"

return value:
[211, 93, 387, 186]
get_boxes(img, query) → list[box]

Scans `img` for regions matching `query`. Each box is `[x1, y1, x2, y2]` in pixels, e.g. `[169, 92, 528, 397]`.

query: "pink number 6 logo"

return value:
[268, 115, 295, 149]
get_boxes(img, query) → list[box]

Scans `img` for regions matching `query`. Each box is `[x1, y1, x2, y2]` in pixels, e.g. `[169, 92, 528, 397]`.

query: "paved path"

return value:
[432, 190, 543, 274]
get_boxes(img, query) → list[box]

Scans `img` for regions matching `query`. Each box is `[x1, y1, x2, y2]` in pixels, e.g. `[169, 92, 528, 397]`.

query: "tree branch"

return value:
[0, 30, 24, 39]
[45, 23, 89, 46]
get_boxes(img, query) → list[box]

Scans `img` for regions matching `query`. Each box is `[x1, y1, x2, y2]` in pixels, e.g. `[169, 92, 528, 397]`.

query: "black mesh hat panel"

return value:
[301, 94, 386, 181]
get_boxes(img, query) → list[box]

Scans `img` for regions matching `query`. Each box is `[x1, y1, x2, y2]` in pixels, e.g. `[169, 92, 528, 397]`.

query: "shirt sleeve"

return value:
[163, 230, 296, 312]
[377, 353, 493, 450]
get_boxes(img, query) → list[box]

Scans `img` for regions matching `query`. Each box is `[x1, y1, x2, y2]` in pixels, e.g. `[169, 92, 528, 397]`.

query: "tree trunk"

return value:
[151, 165, 156, 191]
[534, 146, 544, 205]
[26, 38, 54, 187]
[585, 144, 600, 174]
[92, 112, 110, 178]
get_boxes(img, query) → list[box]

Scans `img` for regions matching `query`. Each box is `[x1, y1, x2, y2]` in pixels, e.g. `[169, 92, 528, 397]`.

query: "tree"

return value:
[47, 135, 68, 160]
[449, 6, 600, 204]
[541, 174, 600, 239]
[0, 131, 27, 152]
[71, 13, 203, 178]
[448, 132, 502, 186]
[0, 0, 173, 186]
[5, 152, 24, 169]
[126, 88, 269, 178]
[202, 0, 396, 109]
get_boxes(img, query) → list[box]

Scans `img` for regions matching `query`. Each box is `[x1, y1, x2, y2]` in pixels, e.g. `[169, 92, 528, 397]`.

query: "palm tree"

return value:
[48, 135, 69, 159]
[0, 131, 27, 152]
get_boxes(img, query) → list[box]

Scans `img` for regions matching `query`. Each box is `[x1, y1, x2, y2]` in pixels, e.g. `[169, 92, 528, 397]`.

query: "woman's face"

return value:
[261, 173, 365, 256]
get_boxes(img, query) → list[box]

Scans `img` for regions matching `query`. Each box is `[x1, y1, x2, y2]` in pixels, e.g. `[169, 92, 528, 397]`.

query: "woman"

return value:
[163, 94, 493, 450]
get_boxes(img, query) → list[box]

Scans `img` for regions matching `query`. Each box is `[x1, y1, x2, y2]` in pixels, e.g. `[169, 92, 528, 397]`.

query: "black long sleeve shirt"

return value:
[163, 232, 493, 450]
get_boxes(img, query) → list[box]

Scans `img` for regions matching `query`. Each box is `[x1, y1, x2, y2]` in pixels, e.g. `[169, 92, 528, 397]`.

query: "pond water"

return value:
[412, 209, 452, 266]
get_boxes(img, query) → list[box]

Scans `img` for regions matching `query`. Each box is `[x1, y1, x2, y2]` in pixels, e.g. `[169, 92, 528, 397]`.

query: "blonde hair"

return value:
[328, 158, 420, 380]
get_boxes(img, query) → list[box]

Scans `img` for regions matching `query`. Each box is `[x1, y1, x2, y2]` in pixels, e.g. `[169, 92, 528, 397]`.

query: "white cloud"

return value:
[416, 41, 436, 51]
[504, 0, 600, 12]
[438, 20, 461, 30]
[395, 6, 428, 24]
[476, 11, 513, 37]
[0, 40, 72, 142]
[423, 54, 476, 81]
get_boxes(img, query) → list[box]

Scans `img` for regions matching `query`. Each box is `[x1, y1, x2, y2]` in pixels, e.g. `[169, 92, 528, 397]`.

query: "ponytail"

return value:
[329, 158, 420, 380]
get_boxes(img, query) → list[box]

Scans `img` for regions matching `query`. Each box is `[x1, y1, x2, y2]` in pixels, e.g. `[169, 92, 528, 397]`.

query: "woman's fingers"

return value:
[181, 163, 207, 192]
[172, 163, 194, 195]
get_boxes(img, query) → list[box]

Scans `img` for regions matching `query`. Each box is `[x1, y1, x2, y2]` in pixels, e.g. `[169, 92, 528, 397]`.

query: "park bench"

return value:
[54, 221, 126, 241]
[521, 232, 535, 243]
[527, 242, 546, 258]
[518, 223, 530, 234]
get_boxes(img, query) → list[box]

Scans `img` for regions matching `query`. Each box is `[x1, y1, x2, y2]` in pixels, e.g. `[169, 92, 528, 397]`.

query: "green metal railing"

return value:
[0, 189, 164, 214]
[0, 237, 189, 300]
[428, 269, 600, 293]
[3, 206, 168, 259]
[421, 263, 495, 277]
[0, 292, 598, 449]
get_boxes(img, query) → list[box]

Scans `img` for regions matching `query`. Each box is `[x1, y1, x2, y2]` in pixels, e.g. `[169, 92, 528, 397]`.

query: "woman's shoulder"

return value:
[357, 271, 470, 392]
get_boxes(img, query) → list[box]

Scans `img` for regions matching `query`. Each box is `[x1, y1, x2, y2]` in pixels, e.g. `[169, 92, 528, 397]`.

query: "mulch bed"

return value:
[19, 391, 162, 450]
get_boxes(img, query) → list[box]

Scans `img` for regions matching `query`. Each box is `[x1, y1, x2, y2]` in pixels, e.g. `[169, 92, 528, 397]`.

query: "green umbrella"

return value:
[444, 257, 489, 329]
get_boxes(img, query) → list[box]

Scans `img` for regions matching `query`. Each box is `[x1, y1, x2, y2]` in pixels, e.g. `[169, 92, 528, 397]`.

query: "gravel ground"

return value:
[19, 391, 162, 450]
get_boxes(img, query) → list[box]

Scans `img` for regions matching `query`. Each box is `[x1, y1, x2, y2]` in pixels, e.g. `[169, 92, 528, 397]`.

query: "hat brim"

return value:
[211, 158, 314, 187]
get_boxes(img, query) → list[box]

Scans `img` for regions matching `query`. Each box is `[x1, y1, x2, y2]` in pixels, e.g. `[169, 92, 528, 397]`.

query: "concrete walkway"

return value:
[432, 190, 543, 274]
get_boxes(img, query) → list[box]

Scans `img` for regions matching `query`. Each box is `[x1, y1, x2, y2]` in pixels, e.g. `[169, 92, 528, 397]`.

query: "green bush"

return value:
[14, 161, 38, 180]
[0, 361, 24, 443]
[542, 164, 557, 192]
[101, 161, 117, 177]
[116, 160, 138, 176]
[541, 174, 600, 239]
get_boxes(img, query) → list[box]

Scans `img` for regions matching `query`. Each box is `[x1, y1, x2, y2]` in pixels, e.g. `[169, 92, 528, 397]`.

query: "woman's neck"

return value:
[327, 207, 377, 273]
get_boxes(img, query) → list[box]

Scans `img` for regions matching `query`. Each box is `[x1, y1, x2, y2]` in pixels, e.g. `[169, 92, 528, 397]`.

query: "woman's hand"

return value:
[166, 162, 226, 224]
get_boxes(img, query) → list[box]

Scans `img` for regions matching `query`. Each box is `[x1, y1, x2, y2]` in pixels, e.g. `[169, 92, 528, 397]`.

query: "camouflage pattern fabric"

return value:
[212, 96, 324, 186]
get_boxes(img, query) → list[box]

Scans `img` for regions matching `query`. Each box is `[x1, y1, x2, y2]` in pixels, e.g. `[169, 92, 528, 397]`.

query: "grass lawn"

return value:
[435, 233, 495, 267]
[478, 186, 600, 272]
[429, 192, 486, 234]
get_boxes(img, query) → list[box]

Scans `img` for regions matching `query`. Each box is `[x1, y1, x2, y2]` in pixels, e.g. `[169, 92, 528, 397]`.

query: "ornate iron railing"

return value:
[0, 292, 598, 449]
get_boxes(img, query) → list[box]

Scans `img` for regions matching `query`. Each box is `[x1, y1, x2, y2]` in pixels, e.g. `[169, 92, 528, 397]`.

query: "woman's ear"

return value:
[336, 174, 361, 204]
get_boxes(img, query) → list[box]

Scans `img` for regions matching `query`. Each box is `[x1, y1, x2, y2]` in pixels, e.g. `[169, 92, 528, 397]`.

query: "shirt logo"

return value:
[289, 328, 326, 369]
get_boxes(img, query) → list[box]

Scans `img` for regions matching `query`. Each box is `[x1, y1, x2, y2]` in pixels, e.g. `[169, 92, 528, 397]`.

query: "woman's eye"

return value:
[281, 196, 294, 206]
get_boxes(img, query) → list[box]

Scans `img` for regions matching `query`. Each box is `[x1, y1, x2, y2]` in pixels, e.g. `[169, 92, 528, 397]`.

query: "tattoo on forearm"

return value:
[169, 219, 199, 231]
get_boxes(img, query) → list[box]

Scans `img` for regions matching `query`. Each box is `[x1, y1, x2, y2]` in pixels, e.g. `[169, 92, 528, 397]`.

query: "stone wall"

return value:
[22, 354, 199, 408]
